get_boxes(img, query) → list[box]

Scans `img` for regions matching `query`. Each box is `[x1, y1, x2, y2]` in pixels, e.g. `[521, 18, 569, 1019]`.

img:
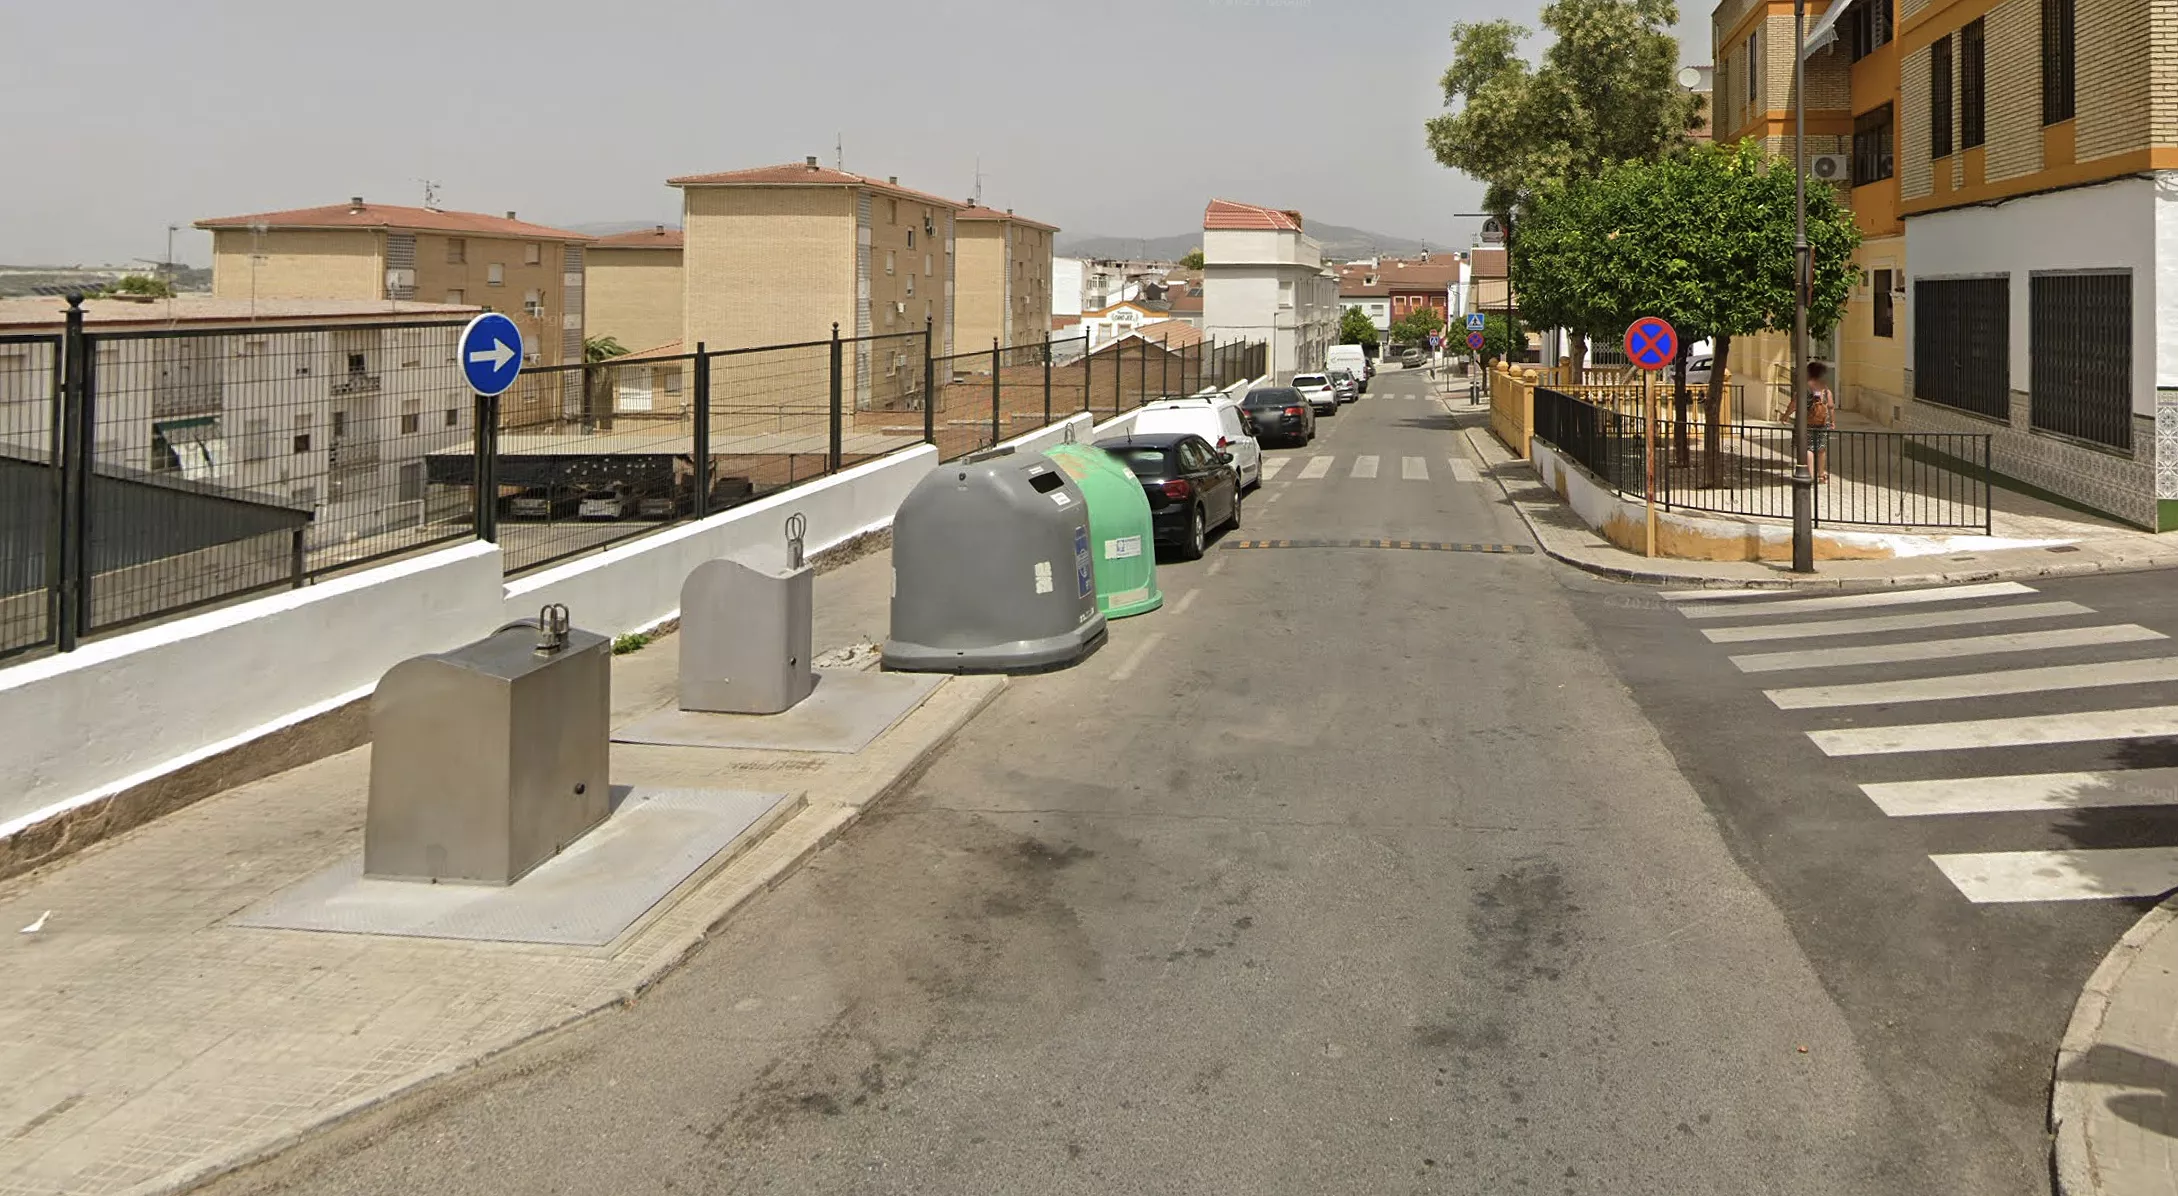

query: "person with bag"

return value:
[1805, 361, 1836, 484]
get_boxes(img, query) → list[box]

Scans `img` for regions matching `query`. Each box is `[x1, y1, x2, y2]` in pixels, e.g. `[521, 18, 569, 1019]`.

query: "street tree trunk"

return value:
[1702, 333, 1733, 488]
[1671, 338, 1692, 467]
[1566, 331, 1588, 385]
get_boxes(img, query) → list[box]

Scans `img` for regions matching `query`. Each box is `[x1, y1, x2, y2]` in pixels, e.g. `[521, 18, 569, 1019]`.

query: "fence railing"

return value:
[4, 299, 1263, 663]
[1532, 385, 1992, 533]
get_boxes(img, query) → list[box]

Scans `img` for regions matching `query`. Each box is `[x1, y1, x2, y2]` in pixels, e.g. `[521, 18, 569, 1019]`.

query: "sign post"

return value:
[1622, 316, 1679, 559]
[458, 312, 525, 544]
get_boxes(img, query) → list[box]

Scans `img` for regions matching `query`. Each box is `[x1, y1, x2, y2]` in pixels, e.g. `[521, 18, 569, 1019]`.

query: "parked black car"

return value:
[1236, 386, 1316, 447]
[1095, 432, 1242, 560]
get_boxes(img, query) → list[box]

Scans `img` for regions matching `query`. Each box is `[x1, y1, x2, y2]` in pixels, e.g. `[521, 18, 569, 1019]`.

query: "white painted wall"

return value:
[2153, 171, 2178, 389]
[1906, 175, 2158, 413]
[1052, 257, 1086, 318]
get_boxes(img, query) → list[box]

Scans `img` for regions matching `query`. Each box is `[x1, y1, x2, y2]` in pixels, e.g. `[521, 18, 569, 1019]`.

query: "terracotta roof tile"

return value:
[1204, 198, 1303, 232]
[955, 204, 1060, 233]
[666, 162, 962, 210]
[590, 226, 683, 249]
[195, 201, 589, 240]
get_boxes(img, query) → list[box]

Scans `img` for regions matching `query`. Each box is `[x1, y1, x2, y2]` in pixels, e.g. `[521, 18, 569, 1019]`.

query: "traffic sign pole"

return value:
[1622, 317, 1679, 559]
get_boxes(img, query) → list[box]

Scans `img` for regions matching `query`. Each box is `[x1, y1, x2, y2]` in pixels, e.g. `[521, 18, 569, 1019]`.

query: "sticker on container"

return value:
[1034, 561, 1054, 594]
[1049, 491, 1073, 508]
[1106, 535, 1143, 560]
[1073, 527, 1094, 599]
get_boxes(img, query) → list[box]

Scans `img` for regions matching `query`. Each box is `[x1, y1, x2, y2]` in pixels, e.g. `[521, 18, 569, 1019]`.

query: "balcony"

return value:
[330, 374, 382, 397]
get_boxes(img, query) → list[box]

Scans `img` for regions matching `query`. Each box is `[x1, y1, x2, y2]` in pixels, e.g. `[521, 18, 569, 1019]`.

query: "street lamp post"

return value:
[1790, 0, 1816, 573]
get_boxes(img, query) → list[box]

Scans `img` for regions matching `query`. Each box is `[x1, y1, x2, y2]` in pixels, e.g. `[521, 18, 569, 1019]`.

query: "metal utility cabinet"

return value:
[365, 606, 611, 885]
[884, 447, 1107, 673]
[680, 514, 817, 714]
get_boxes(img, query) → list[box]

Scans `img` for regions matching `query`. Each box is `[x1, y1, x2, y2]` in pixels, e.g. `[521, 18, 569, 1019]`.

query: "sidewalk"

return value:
[0, 549, 1004, 1196]
[1447, 398, 2178, 589]
[2053, 896, 2178, 1196]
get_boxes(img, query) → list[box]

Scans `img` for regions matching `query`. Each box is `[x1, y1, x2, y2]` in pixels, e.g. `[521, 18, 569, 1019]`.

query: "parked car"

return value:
[1674, 354, 1714, 386]
[1397, 345, 1428, 368]
[578, 484, 637, 520]
[506, 486, 576, 520]
[1130, 396, 1263, 489]
[1291, 372, 1339, 415]
[1327, 369, 1360, 404]
[1237, 386, 1315, 447]
[1094, 432, 1242, 561]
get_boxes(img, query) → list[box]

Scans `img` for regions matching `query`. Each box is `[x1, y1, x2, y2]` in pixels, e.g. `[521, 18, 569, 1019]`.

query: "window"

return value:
[2031, 272, 2131, 449]
[1873, 269, 1896, 338]
[446, 238, 466, 265]
[524, 243, 541, 265]
[1846, 0, 1892, 60]
[2042, 0, 2075, 124]
[907, 228, 917, 249]
[446, 289, 464, 305]
[1852, 105, 1895, 185]
[1744, 31, 1758, 104]
[487, 263, 505, 286]
[400, 400, 421, 435]
[346, 352, 368, 375]
[445, 408, 460, 427]
[524, 290, 544, 318]
[1959, 18, 1987, 150]
[1930, 36, 1953, 158]
[906, 273, 915, 297]
[1914, 276, 2010, 419]
[888, 198, 899, 225]
[398, 462, 425, 502]
[886, 250, 896, 275]
[292, 410, 313, 453]
[926, 253, 933, 276]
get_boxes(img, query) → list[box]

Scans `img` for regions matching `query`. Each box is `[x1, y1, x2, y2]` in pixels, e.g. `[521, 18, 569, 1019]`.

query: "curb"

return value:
[149, 675, 1007, 1196]
[2050, 894, 2178, 1196]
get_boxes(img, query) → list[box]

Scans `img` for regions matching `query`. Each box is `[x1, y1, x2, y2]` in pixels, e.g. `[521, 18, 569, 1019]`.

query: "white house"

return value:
[1200, 199, 1339, 382]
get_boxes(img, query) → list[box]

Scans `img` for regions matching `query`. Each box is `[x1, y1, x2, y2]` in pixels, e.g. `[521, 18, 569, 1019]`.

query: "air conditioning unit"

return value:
[895, 301, 907, 315]
[1809, 154, 1849, 182]
[924, 215, 935, 235]
[384, 267, 416, 293]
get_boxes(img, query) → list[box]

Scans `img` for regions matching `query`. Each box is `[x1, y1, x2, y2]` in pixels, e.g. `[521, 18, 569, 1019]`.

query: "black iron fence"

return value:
[6, 298, 1263, 662]
[1532, 386, 1993, 533]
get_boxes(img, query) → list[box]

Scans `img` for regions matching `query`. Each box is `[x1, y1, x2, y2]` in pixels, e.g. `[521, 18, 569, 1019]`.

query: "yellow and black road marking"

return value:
[1222, 539, 1535, 554]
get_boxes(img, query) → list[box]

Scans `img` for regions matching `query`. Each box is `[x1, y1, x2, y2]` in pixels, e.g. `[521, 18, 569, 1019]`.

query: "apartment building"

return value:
[194, 199, 591, 428]
[1713, 0, 2173, 529]
[1200, 199, 1339, 381]
[1383, 259, 1462, 335]
[584, 226, 683, 356]
[1339, 265, 1392, 337]
[667, 158, 960, 408]
[953, 203, 1058, 353]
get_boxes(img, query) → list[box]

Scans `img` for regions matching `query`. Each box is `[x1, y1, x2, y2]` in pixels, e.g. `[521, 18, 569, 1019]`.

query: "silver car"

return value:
[1291, 372, 1338, 414]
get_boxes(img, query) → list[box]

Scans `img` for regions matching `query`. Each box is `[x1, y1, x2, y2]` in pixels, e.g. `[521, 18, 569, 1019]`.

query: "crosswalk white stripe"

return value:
[1402, 456, 1429, 480]
[1929, 848, 2178, 904]
[1701, 601, 2092, 644]
[1862, 768, 2178, 817]
[1258, 457, 1289, 480]
[1448, 458, 1481, 483]
[1765, 657, 2178, 709]
[1807, 704, 2178, 757]
[1658, 588, 1795, 601]
[1729, 624, 2167, 673]
[1678, 582, 2037, 620]
[1298, 456, 1333, 480]
[1351, 455, 1379, 479]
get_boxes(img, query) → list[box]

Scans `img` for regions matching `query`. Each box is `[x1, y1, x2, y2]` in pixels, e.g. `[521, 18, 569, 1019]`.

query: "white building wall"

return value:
[1052, 257, 1086, 318]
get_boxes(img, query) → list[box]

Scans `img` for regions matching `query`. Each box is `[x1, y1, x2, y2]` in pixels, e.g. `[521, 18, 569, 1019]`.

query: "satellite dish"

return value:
[1678, 66, 1703, 89]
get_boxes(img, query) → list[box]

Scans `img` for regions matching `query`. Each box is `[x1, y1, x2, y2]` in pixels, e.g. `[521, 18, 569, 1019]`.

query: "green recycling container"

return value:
[1043, 442, 1163, 619]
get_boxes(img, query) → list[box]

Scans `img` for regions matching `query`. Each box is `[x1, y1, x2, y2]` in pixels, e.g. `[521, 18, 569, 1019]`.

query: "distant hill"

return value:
[1057, 221, 1438, 263]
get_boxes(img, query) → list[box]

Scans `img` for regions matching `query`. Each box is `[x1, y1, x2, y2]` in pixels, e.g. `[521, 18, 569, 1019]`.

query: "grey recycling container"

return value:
[884, 446, 1108, 673]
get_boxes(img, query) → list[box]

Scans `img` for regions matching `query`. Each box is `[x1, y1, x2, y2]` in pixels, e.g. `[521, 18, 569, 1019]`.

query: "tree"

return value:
[103, 274, 176, 298]
[1391, 307, 1445, 347]
[1338, 305, 1380, 348]
[584, 335, 630, 363]
[1179, 249, 1206, 271]
[1479, 312, 1526, 365]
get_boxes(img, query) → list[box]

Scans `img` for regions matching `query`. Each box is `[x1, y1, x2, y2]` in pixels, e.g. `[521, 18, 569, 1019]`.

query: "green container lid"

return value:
[1043, 442, 1163, 619]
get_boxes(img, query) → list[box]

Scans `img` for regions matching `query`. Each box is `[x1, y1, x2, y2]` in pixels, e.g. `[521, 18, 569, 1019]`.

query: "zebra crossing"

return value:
[1257, 455, 1486, 484]
[1665, 581, 2178, 904]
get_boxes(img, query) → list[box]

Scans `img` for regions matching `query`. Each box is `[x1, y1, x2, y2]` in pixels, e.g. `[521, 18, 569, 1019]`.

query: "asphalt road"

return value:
[203, 370, 2020, 1196]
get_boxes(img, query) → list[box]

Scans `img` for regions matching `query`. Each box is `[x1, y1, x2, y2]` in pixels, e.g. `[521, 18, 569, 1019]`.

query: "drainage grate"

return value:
[1223, 539, 1536, 554]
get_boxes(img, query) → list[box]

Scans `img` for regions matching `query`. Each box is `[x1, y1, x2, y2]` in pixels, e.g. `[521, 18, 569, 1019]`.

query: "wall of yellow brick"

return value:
[584, 248, 682, 357]
[2156, 0, 2178, 149]
[412, 234, 570, 366]
[210, 230, 381, 301]
[1841, 236, 1908, 423]
[2077, 0, 2153, 162]
[952, 223, 1007, 355]
[1900, 47, 1934, 200]
[1008, 226, 1052, 351]
[681, 186, 857, 353]
[865, 193, 952, 344]
[1983, 0, 2044, 182]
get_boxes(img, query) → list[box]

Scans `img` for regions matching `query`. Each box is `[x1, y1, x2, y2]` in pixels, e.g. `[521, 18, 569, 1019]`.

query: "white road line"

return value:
[1402, 456, 1429, 480]
[1767, 657, 2178, 709]
[1658, 588, 1795, 602]
[1700, 601, 2093, 644]
[1730, 624, 2167, 673]
[1351, 455, 1380, 479]
[1678, 582, 2037, 620]
[1258, 458, 1289, 481]
[1862, 768, 2178, 817]
[1108, 631, 1167, 682]
[1807, 704, 2178, 757]
[1929, 848, 2178, 904]
[1448, 458, 1481, 483]
[1206, 558, 1226, 577]
[1298, 456, 1334, 480]
[1174, 589, 1201, 614]
[1265, 491, 1283, 504]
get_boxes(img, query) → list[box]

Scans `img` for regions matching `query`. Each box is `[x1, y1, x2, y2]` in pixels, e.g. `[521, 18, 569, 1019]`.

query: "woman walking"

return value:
[1805, 361, 1835, 484]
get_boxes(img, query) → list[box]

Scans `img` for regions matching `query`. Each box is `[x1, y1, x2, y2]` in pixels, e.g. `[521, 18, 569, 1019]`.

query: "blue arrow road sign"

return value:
[1465, 313, 1486, 332]
[459, 312, 525, 396]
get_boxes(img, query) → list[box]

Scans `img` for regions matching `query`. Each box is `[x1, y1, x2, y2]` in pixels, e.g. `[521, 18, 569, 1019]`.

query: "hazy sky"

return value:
[1, 0, 1707, 266]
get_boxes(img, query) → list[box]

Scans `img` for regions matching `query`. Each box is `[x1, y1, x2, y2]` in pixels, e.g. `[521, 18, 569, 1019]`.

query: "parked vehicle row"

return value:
[1095, 432, 1243, 561]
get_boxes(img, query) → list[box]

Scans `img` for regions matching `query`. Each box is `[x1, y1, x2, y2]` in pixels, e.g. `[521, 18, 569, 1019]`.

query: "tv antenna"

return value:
[835, 134, 843, 171]
[417, 178, 442, 209]
[974, 156, 984, 206]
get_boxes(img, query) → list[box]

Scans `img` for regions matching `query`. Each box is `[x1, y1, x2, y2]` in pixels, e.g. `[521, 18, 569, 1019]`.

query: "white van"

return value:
[1130, 396, 1262, 489]
[1325, 344, 1369, 390]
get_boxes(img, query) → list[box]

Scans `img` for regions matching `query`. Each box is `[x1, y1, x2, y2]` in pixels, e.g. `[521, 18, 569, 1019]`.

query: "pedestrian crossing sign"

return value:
[1466, 313, 1486, 332]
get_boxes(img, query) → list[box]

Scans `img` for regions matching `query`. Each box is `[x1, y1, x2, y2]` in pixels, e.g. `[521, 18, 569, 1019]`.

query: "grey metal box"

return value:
[884, 447, 1107, 673]
[679, 551, 815, 714]
[364, 616, 612, 886]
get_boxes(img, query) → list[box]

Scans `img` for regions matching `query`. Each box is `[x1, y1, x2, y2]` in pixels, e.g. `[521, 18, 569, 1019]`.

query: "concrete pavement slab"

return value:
[2055, 896, 2178, 1196]
[613, 669, 941, 754]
